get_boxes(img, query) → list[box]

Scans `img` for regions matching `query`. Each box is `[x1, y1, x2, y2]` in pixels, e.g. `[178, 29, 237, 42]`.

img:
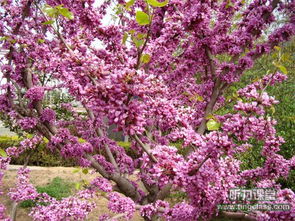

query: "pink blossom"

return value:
[18, 117, 38, 130]
[91, 177, 112, 192]
[108, 193, 135, 219]
[25, 86, 45, 101]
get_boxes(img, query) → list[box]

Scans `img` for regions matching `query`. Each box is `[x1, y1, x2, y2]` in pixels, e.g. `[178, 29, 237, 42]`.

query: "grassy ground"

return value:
[1, 166, 143, 221]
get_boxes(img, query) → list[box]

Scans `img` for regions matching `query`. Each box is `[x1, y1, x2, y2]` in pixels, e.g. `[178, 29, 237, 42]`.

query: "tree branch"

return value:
[197, 78, 224, 135]
[218, 211, 257, 221]
[156, 183, 172, 200]
[188, 154, 210, 176]
[133, 134, 158, 163]
[85, 107, 120, 173]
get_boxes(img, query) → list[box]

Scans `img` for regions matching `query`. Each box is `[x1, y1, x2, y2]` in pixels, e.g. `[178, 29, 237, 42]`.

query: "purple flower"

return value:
[91, 177, 112, 192]
[18, 117, 38, 130]
[108, 192, 135, 219]
[25, 86, 45, 101]
[40, 108, 56, 123]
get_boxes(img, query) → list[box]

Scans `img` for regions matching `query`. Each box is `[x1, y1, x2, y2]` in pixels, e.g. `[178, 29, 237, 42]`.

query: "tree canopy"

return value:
[0, 0, 295, 220]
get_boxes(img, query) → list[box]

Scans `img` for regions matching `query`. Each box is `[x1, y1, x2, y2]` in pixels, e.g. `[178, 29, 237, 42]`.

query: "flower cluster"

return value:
[6, 135, 42, 157]
[91, 177, 112, 192]
[0, 204, 10, 221]
[8, 168, 38, 202]
[18, 117, 38, 130]
[24, 86, 45, 102]
[108, 192, 136, 219]
[30, 195, 96, 221]
[40, 108, 56, 123]
[140, 145, 185, 187]
[256, 189, 295, 221]
[0, 156, 10, 221]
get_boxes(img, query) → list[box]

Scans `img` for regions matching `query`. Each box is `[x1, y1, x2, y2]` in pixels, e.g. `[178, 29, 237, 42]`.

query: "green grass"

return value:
[20, 177, 74, 208]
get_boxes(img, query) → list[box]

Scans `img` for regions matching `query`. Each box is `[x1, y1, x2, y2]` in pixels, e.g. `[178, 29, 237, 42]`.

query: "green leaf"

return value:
[273, 61, 288, 74]
[42, 20, 54, 25]
[0, 36, 8, 41]
[135, 11, 150, 25]
[0, 149, 7, 157]
[147, 0, 169, 7]
[43, 5, 57, 18]
[122, 32, 128, 45]
[172, 46, 184, 57]
[125, 0, 135, 9]
[132, 38, 144, 48]
[182, 91, 190, 96]
[141, 54, 151, 63]
[136, 33, 147, 39]
[270, 106, 275, 115]
[82, 179, 89, 185]
[82, 168, 88, 174]
[205, 114, 217, 121]
[72, 168, 80, 173]
[75, 182, 81, 190]
[189, 93, 204, 102]
[58, 7, 74, 19]
[37, 39, 45, 44]
[78, 138, 86, 143]
[195, 95, 204, 102]
[114, 4, 124, 15]
[206, 119, 221, 131]
[225, 0, 234, 8]
[281, 53, 291, 62]
[278, 65, 288, 74]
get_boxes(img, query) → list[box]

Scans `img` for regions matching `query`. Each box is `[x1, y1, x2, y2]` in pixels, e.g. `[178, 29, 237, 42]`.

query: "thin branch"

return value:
[219, 211, 256, 221]
[135, 7, 153, 69]
[85, 107, 120, 173]
[84, 153, 110, 178]
[197, 78, 225, 135]
[133, 134, 158, 163]
[204, 46, 215, 76]
[106, 213, 128, 221]
[156, 183, 172, 200]
[35, 3, 73, 53]
[188, 155, 210, 176]
[10, 202, 18, 221]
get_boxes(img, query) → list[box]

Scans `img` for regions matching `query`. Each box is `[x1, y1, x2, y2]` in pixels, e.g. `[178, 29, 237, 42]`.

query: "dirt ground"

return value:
[1, 165, 143, 221]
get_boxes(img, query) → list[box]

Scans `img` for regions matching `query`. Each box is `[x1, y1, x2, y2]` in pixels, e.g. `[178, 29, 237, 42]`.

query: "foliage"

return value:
[0, 136, 76, 167]
[235, 39, 295, 190]
[0, 137, 134, 167]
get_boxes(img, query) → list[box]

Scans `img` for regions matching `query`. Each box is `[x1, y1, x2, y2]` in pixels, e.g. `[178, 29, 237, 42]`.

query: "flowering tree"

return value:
[0, 0, 295, 220]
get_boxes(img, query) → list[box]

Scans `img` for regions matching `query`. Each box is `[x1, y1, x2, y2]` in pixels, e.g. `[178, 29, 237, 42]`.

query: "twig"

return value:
[188, 154, 210, 176]
[10, 202, 18, 221]
[133, 134, 158, 163]
[84, 106, 120, 173]
[106, 213, 127, 221]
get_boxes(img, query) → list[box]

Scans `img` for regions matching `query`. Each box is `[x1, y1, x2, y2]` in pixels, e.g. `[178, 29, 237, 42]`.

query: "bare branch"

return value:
[188, 155, 210, 176]
[133, 134, 158, 163]
[197, 78, 225, 135]
[85, 107, 120, 173]
[218, 211, 257, 221]
[106, 213, 128, 221]
[156, 183, 172, 200]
